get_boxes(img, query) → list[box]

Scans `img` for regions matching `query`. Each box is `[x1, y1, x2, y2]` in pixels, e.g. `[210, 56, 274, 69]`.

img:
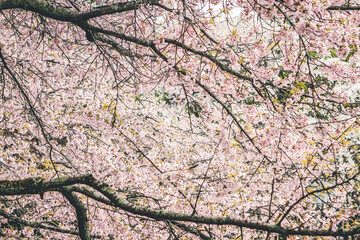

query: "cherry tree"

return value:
[1, 0, 360, 239]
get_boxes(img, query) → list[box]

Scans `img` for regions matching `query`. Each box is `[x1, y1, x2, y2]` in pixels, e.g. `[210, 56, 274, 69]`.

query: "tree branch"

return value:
[170, 221, 211, 240]
[327, 5, 360, 11]
[0, 0, 160, 21]
[196, 80, 271, 163]
[0, 174, 92, 195]
[0, 209, 102, 238]
[1, 174, 360, 237]
[62, 188, 91, 240]
[77, 0, 159, 20]
[277, 171, 360, 226]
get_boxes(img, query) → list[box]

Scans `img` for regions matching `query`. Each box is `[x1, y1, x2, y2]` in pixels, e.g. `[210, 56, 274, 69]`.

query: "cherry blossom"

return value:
[0, 0, 360, 239]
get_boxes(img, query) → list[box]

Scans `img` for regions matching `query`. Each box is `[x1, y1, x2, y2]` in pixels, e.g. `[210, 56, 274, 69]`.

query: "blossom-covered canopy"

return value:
[0, 0, 360, 239]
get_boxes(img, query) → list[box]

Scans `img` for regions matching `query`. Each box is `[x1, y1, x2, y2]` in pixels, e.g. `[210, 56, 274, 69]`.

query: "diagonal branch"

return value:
[196, 80, 272, 163]
[119, 130, 163, 173]
[164, 38, 252, 82]
[0, 46, 60, 174]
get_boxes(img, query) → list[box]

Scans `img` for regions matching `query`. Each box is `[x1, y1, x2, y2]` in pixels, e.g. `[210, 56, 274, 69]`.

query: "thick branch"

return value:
[0, 0, 252, 83]
[62, 188, 90, 240]
[0, 174, 92, 195]
[327, 5, 360, 10]
[78, 0, 159, 20]
[0, 0, 159, 21]
[0, 0, 77, 22]
[1, 174, 360, 237]
[85, 175, 360, 237]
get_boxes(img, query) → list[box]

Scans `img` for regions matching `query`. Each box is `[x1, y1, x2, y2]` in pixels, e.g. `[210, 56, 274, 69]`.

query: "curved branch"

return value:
[1, 174, 360, 237]
[0, 0, 159, 21]
[277, 172, 360, 226]
[62, 188, 90, 240]
[0, 0, 252, 83]
[0, 0, 77, 22]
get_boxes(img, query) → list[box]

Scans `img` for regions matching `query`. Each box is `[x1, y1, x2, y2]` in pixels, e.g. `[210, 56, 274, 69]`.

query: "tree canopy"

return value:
[1, 0, 360, 239]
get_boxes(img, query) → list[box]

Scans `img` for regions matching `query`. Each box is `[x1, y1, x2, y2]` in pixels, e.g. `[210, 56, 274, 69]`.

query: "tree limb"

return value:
[0, 209, 102, 238]
[62, 188, 91, 240]
[1, 174, 359, 237]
